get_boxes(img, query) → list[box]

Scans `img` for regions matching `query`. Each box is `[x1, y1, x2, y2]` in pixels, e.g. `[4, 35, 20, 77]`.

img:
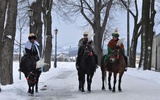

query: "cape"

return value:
[25, 40, 40, 59]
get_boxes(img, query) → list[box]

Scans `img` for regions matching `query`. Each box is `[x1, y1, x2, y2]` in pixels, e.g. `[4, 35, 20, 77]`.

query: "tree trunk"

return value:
[42, 0, 53, 71]
[1, 0, 17, 85]
[139, 34, 144, 68]
[31, 1, 43, 50]
[0, 0, 8, 84]
[142, 0, 155, 70]
[130, 37, 138, 68]
[129, 18, 139, 68]
[141, 0, 150, 70]
[94, 29, 103, 64]
[147, 0, 156, 70]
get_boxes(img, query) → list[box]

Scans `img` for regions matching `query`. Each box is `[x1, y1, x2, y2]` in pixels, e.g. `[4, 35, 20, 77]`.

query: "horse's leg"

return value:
[89, 73, 94, 92]
[35, 74, 38, 92]
[78, 71, 82, 91]
[101, 56, 106, 90]
[35, 78, 38, 92]
[81, 74, 85, 92]
[35, 71, 41, 92]
[87, 74, 92, 92]
[101, 69, 106, 90]
[118, 72, 124, 92]
[108, 72, 112, 91]
[112, 72, 117, 92]
[28, 85, 31, 94]
[31, 86, 34, 95]
[87, 75, 90, 92]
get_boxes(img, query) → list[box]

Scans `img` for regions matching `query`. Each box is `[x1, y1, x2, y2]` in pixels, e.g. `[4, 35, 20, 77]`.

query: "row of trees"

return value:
[56, 0, 158, 70]
[0, 0, 53, 85]
[0, 0, 159, 85]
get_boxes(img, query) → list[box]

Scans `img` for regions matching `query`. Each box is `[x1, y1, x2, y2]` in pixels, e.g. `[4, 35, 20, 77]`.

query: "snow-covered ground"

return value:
[0, 61, 160, 100]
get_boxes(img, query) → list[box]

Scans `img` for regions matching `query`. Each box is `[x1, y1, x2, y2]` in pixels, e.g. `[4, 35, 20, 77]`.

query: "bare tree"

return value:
[56, 0, 114, 64]
[42, 0, 53, 71]
[30, 0, 43, 48]
[140, 0, 156, 70]
[0, 0, 17, 85]
[120, 0, 142, 68]
[0, 0, 8, 85]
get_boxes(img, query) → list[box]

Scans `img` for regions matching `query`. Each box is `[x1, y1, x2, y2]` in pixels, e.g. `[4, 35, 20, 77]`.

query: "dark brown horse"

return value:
[100, 47, 126, 92]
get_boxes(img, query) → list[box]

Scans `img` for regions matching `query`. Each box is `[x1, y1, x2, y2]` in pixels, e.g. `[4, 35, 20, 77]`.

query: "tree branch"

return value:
[101, 0, 113, 33]
[83, 0, 94, 14]
[120, 0, 135, 18]
[80, 0, 93, 27]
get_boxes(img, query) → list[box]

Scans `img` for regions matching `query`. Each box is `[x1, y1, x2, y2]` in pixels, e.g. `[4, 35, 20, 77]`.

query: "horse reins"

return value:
[26, 72, 37, 83]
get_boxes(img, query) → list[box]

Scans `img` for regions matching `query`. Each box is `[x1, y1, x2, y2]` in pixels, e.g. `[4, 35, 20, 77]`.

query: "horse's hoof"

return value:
[102, 88, 106, 91]
[119, 89, 122, 92]
[28, 91, 31, 94]
[112, 90, 115, 92]
[82, 90, 85, 92]
[88, 90, 91, 93]
[28, 92, 34, 96]
[78, 89, 81, 92]
[79, 87, 82, 91]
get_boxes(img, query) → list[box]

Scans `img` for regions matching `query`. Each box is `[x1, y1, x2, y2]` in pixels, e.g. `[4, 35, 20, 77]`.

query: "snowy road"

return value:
[1, 62, 160, 100]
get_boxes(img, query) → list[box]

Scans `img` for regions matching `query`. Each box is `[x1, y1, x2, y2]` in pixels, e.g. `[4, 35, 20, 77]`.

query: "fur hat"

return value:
[28, 33, 37, 40]
[112, 28, 119, 37]
[83, 31, 88, 36]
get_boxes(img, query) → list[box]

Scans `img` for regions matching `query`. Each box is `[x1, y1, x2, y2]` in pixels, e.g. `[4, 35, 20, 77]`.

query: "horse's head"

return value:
[109, 47, 122, 63]
[82, 44, 93, 58]
[26, 71, 37, 86]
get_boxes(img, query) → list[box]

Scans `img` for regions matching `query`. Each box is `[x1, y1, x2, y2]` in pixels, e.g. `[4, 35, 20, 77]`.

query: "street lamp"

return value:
[54, 28, 58, 68]
[127, 0, 130, 66]
[28, 7, 33, 33]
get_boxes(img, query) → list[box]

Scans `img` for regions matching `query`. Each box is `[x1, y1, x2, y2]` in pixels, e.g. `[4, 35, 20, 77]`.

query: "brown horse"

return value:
[100, 47, 126, 92]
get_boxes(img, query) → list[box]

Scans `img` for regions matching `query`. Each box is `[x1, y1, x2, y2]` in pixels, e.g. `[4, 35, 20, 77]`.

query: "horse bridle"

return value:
[109, 48, 120, 63]
[26, 71, 37, 83]
[83, 44, 93, 57]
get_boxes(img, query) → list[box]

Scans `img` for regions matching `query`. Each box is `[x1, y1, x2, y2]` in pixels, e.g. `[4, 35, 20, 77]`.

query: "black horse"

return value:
[77, 44, 97, 92]
[20, 54, 41, 95]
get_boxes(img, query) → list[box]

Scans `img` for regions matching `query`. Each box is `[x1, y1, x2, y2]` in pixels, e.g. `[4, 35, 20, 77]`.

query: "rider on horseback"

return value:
[104, 29, 127, 71]
[19, 33, 41, 72]
[76, 31, 98, 69]
[25, 33, 40, 61]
